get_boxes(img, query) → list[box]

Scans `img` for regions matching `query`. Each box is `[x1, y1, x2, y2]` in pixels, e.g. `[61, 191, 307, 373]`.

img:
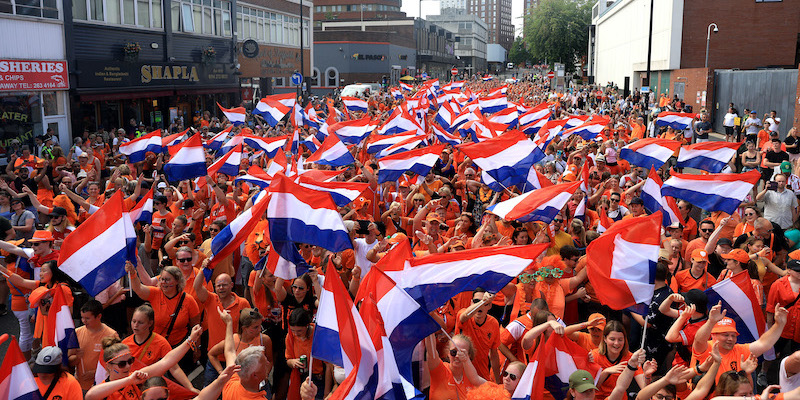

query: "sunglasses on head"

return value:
[502, 371, 518, 381]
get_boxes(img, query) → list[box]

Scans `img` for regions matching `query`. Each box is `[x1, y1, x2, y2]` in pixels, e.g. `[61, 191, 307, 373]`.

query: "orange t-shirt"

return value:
[248, 271, 283, 327]
[75, 323, 119, 390]
[590, 349, 642, 400]
[122, 332, 172, 366]
[455, 311, 500, 381]
[151, 211, 175, 250]
[35, 372, 84, 400]
[222, 374, 269, 400]
[671, 268, 717, 292]
[145, 288, 200, 346]
[204, 293, 251, 360]
[691, 342, 751, 383]
[428, 361, 475, 400]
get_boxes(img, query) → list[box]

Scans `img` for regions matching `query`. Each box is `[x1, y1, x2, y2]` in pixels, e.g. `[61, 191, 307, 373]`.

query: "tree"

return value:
[523, 0, 592, 72]
[508, 37, 532, 66]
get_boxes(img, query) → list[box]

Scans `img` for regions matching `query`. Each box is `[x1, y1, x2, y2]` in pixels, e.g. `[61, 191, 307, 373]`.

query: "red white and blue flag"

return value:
[488, 181, 582, 223]
[376, 135, 426, 158]
[253, 98, 291, 126]
[586, 212, 661, 313]
[262, 92, 297, 109]
[119, 130, 163, 162]
[242, 134, 287, 158]
[128, 186, 154, 224]
[458, 131, 544, 191]
[366, 132, 419, 154]
[59, 191, 137, 296]
[47, 286, 79, 364]
[217, 102, 246, 125]
[513, 334, 601, 400]
[260, 240, 312, 280]
[619, 137, 682, 170]
[342, 96, 369, 113]
[656, 112, 699, 130]
[562, 116, 609, 141]
[329, 116, 375, 145]
[478, 93, 508, 114]
[162, 128, 188, 148]
[209, 189, 270, 271]
[705, 270, 766, 344]
[307, 134, 356, 167]
[378, 109, 424, 136]
[488, 107, 519, 129]
[431, 124, 462, 146]
[640, 167, 682, 227]
[519, 103, 551, 127]
[267, 174, 352, 252]
[377, 144, 445, 184]
[435, 101, 458, 131]
[524, 167, 554, 192]
[676, 141, 741, 173]
[164, 134, 208, 181]
[207, 143, 243, 177]
[204, 126, 232, 151]
[661, 170, 761, 214]
[297, 176, 369, 207]
[563, 115, 590, 130]
[0, 335, 41, 400]
[399, 82, 413, 91]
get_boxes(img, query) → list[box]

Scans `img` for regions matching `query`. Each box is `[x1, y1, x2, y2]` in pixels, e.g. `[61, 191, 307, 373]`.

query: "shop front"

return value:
[238, 40, 310, 100]
[0, 59, 70, 163]
[71, 60, 239, 135]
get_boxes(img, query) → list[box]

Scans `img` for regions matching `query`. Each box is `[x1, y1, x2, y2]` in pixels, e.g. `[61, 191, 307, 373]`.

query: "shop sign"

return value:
[0, 59, 69, 91]
[77, 61, 236, 88]
[238, 45, 305, 77]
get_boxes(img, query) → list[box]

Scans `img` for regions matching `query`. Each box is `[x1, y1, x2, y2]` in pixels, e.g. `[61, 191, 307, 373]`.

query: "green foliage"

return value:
[523, 0, 592, 72]
[508, 37, 532, 66]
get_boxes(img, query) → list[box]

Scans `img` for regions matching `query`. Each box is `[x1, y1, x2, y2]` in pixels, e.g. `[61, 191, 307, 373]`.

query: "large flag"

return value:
[431, 124, 462, 146]
[162, 128, 188, 147]
[705, 270, 766, 344]
[59, 191, 137, 296]
[204, 126, 232, 151]
[640, 167, 682, 227]
[524, 167, 555, 192]
[435, 101, 458, 131]
[366, 132, 420, 154]
[488, 181, 582, 223]
[217, 102, 246, 125]
[378, 109, 424, 136]
[661, 170, 761, 214]
[513, 334, 601, 400]
[562, 117, 610, 141]
[253, 98, 291, 127]
[458, 130, 544, 191]
[209, 189, 270, 269]
[119, 130, 163, 163]
[267, 174, 352, 252]
[307, 134, 356, 167]
[586, 212, 661, 312]
[676, 141, 741, 173]
[329, 117, 375, 145]
[619, 138, 682, 170]
[377, 144, 445, 184]
[46, 286, 79, 364]
[376, 135, 426, 158]
[297, 176, 369, 207]
[391, 244, 548, 313]
[656, 112, 699, 130]
[128, 186, 154, 224]
[478, 93, 508, 114]
[518, 103, 551, 126]
[164, 134, 208, 181]
[263, 241, 311, 280]
[0, 335, 42, 400]
[313, 263, 379, 400]
[242, 134, 287, 158]
[207, 143, 243, 177]
[341, 96, 369, 113]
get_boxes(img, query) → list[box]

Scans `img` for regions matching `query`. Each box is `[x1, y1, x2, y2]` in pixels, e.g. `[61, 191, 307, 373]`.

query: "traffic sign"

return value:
[451, 68, 458, 75]
[291, 72, 303, 85]
[547, 71, 555, 79]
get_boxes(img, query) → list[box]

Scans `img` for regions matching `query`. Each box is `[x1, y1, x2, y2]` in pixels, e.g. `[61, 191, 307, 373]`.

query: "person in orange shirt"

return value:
[73, 299, 119, 390]
[590, 320, 647, 399]
[33, 346, 83, 400]
[285, 308, 323, 400]
[456, 289, 501, 382]
[629, 116, 646, 140]
[424, 333, 481, 400]
[734, 207, 759, 237]
[671, 249, 717, 292]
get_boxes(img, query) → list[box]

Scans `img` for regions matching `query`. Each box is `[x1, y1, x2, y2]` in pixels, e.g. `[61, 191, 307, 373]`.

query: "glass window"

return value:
[182, 2, 194, 31]
[123, 0, 135, 24]
[91, 0, 103, 20]
[152, 0, 161, 27]
[72, 0, 87, 18]
[107, 0, 121, 23]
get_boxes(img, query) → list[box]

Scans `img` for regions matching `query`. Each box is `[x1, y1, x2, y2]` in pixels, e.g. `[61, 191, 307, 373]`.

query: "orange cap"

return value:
[711, 317, 738, 335]
[691, 249, 709, 263]
[721, 248, 750, 264]
[29, 230, 55, 243]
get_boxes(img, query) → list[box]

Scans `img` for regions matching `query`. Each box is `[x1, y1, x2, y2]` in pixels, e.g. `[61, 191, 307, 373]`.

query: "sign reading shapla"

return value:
[77, 60, 236, 88]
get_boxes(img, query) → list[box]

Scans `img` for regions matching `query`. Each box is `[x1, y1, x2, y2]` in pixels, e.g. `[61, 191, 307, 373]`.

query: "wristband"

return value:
[626, 363, 637, 371]
[695, 364, 703, 375]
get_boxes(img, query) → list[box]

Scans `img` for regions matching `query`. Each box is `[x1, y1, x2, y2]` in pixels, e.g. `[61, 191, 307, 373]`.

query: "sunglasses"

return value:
[291, 285, 307, 290]
[471, 298, 483, 304]
[449, 349, 459, 358]
[112, 358, 134, 368]
[701, 228, 714, 233]
[209, 228, 219, 233]
[517, 273, 536, 284]
[553, 218, 564, 223]
[745, 213, 755, 216]
[502, 371, 518, 381]
[610, 198, 620, 202]
[177, 257, 192, 263]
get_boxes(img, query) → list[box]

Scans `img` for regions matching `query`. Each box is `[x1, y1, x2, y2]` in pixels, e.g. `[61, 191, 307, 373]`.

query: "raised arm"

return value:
[21, 185, 50, 214]
[750, 305, 787, 357]
[85, 371, 149, 400]
[193, 259, 211, 304]
[194, 364, 240, 400]
[220, 307, 237, 366]
[693, 301, 725, 354]
[141, 325, 202, 378]
[664, 304, 694, 343]
[125, 260, 153, 300]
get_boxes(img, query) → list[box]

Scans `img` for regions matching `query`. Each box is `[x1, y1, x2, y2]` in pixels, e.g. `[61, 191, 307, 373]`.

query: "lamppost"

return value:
[705, 23, 719, 68]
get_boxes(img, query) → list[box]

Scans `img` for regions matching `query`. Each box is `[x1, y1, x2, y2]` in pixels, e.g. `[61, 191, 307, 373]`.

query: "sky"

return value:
[401, 0, 526, 37]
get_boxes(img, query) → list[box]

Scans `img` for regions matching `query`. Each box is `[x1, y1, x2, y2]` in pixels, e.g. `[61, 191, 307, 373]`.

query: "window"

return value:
[172, 0, 231, 36]
[325, 67, 338, 87]
[311, 67, 320, 87]
[73, 0, 163, 27]
[2, 0, 59, 18]
[238, 5, 308, 46]
[274, 77, 284, 86]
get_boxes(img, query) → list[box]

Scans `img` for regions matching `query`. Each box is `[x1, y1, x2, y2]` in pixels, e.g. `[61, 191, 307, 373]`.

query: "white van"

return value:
[507, 62, 514, 70]
[341, 83, 381, 97]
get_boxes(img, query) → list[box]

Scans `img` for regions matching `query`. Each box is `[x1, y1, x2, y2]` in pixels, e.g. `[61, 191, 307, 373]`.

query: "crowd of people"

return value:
[3, 74, 800, 400]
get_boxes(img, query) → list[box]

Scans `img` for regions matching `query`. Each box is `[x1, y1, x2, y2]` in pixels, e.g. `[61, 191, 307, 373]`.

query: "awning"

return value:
[175, 87, 239, 96]
[399, 75, 415, 81]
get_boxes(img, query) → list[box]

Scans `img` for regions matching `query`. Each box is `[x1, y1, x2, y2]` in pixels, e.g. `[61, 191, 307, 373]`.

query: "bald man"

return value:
[734, 217, 789, 255]
[195, 269, 251, 382]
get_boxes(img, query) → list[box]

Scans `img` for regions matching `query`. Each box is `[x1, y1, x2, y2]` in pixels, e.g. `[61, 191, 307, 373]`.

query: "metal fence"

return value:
[713, 69, 797, 139]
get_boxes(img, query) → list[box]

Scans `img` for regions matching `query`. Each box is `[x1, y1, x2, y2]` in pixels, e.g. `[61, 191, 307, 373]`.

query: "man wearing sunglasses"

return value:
[684, 220, 716, 267]
[546, 215, 572, 256]
[456, 288, 501, 383]
[501, 361, 526, 394]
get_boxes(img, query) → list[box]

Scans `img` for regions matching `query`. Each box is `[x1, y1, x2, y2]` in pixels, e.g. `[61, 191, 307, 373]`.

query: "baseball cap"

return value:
[788, 258, 800, 272]
[691, 249, 709, 263]
[29, 286, 51, 308]
[48, 206, 67, 217]
[717, 238, 733, 247]
[587, 313, 606, 331]
[426, 213, 443, 224]
[721, 248, 750, 264]
[32, 346, 63, 374]
[781, 161, 792, 174]
[29, 230, 55, 243]
[569, 370, 598, 393]
[711, 317, 738, 335]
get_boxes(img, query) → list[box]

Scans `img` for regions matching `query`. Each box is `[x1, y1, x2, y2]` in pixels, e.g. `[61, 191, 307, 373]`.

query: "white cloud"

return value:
[401, 0, 525, 37]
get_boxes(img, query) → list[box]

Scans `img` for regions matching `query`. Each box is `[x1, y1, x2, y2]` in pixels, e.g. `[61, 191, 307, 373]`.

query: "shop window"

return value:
[0, 93, 43, 161]
[2, 0, 59, 18]
[325, 67, 338, 87]
[311, 68, 320, 87]
[172, 0, 231, 36]
[74, 0, 163, 28]
[275, 77, 284, 86]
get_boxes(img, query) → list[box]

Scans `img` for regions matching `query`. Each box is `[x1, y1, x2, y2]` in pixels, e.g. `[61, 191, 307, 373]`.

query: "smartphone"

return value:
[768, 181, 778, 191]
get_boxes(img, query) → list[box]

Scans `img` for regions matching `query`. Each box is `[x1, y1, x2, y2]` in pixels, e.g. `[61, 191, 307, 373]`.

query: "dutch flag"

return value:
[376, 144, 445, 184]
[488, 181, 582, 223]
[164, 134, 208, 181]
[119, 130, 163, 163]
[217, 102, 247, 126]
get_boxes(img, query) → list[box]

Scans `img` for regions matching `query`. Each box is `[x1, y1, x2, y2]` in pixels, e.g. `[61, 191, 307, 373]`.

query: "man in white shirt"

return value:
[767, 110, 781, 134]
[350, 221, 382, 278]
[744, 110, 762, 139]
[756, 172, 799, 230]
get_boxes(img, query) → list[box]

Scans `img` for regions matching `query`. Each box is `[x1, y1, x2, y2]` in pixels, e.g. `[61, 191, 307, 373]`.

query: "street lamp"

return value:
[705, 23, 718, 68]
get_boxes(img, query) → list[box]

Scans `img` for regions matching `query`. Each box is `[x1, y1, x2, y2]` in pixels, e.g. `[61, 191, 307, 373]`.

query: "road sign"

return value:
[291, 72, 303, 86]
[451, 68, 458, 75]
[547, 71, 555, 79]
[641, 86, 650, 93]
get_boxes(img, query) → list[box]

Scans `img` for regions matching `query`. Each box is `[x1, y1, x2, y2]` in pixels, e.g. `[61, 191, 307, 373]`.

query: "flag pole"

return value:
[640, 314, 649, 350]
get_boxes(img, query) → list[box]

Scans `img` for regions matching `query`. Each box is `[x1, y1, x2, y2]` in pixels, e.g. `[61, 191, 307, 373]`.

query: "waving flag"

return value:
[119, 130, 163, 163]
[302, 134, 322, 153]
[640, 167, 682, 226]
[435, 101, 458, 131]
[450, 108, 481, 133]
[489, 107, 519, 128]
[0, 335, 41, 400]
[366, 132, 419, 154]
[217, 103, 246, 125]
[513, 334, 600, 400]
[128, 186, 154, 224]
[307, 134, 356, 167]
[204, 126, 232, 151]
[217, 134, 244, 156]
[264, 241, 311, 280]
[164, 134, 208, 181]
[458, 131, 544, 191]
[341, 96, 369, 113]
[586, 212, 661, 312]
[47, 285, 79, 364]
[390, 88, 403, 100]
[297, 176, 369, 207]
[242, 134, 287, 158]
[512, 358, 545, 400]
[596, 206, 612, 234]
[562, 117, 610, 141]
[458, 120, 496, 143]
[535, 119, 568, 145]
[524, 167, 555, 192]
[519, 103, 551, 127]
[267, 174, 352, 252]
[661, 170, 760, 214]
[619, 137, 682, 170]
[207, 143, 243, 177]
[656, 112, 699, 130]
[392, 244, 547, 313]
[377, 135, 425, 158]
[431, 124, 462, 146]
[676, 141, 741, 173]
[377, 144, 445, 184]
[521, 115, 550, 136]
[399, 82, 413, 91]
[210, 189, 270, 269]
[59, 191, 137, 296]
[489, 181, 581, 223]
[378, 109, 424, 136]
[234, 170, 272, 189]
[262, 92, 297, 109]
[313, 263, 379, 400]
[329, 117, 375, 145]
[705, 270, 766, 344]
[478, 93, 508, 114]
[162, 129, 188, 147]
[563, 115, 590, 130]
[253, 98, 291, 126]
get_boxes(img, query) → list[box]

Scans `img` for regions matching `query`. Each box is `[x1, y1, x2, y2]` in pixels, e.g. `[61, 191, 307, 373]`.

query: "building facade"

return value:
[441, 0, 513, 52]
[1, 1, 72, 159]
[427, 13, 488, 75]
